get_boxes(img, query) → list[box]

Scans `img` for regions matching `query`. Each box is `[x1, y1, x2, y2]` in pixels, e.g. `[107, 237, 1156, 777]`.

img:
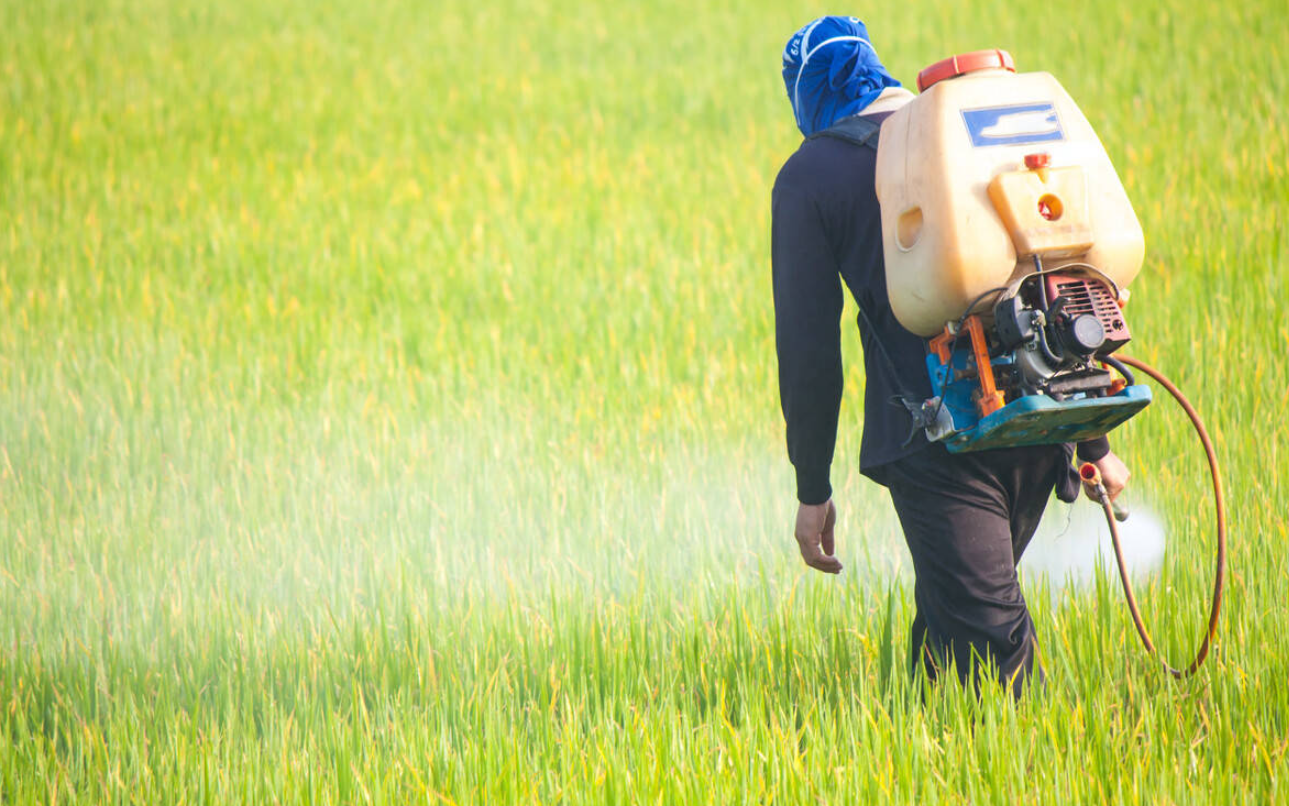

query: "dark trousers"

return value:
[877, 443, 1068, 697]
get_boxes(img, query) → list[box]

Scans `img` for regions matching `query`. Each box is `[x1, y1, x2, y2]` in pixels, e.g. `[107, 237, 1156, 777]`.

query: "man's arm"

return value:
[772, 175, 845, 574]
[772, 179, 844, 505]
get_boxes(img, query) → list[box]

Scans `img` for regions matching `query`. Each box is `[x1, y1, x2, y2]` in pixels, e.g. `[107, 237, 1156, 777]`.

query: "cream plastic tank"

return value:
[874, 50, 1144, 337]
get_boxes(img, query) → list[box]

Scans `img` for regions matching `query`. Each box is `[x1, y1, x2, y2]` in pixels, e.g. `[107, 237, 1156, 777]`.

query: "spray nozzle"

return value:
[1079, 462, 1130, 522]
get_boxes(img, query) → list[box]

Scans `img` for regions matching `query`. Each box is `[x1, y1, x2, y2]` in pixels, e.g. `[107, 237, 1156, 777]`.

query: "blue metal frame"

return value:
[926, 352, 1152, 453]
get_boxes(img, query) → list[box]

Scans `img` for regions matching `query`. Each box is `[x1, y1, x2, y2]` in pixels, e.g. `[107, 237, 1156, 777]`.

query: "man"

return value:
[772, 16, 1129, 695]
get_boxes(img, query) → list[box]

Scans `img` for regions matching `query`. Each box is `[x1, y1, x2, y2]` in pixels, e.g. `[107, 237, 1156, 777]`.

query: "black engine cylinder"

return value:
[1059, 314, 1106, 356]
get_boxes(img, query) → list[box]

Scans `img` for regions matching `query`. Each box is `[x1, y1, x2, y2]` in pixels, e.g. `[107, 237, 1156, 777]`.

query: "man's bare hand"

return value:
[794, 500, 842, 574]
[1084, 450, 1130, 502]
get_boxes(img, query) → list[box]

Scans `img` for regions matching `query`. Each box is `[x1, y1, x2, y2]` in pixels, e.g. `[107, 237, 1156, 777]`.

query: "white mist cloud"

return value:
[1021, 499, 1166, 590]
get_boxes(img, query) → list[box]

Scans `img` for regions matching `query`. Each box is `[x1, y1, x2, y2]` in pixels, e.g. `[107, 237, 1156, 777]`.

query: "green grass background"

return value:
[2, 0, 1286, 802]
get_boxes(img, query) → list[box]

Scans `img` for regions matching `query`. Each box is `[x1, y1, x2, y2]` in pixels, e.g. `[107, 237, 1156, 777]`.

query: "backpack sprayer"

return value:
[873, 51, 1226, 676]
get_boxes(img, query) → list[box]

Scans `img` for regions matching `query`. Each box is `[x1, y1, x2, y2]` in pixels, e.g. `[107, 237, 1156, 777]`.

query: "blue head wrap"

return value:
[781, 16, 901, 137]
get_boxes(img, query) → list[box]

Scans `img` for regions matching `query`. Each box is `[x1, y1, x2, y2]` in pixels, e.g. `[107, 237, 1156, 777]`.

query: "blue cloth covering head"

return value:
[781, 16, 901, 137]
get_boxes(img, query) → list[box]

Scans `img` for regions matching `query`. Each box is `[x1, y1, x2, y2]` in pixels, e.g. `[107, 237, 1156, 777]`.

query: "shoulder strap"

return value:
[806, 114, 881, 150]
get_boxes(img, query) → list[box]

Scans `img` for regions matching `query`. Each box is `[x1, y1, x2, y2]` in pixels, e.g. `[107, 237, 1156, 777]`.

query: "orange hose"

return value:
[1085, 354, 1226, 678]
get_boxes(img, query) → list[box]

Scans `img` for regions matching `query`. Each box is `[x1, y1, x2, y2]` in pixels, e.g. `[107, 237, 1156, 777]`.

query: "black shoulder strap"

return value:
[806, 114, 881, 150]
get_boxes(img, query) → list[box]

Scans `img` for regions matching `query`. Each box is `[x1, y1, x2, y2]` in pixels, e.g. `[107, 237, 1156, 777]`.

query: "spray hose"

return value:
[1079, 354, 1226, 678]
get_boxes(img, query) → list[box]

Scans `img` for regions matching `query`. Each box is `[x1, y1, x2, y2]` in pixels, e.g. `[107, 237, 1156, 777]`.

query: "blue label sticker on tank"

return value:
[962, 103, 1065, 147]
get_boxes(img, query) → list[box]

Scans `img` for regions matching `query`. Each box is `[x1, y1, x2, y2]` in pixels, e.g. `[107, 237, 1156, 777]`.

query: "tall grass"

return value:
[2, 0, 1286, 801]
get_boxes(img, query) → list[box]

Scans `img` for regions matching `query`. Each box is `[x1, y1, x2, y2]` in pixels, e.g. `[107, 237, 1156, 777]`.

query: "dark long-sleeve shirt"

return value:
[772, 114, 1108, 504]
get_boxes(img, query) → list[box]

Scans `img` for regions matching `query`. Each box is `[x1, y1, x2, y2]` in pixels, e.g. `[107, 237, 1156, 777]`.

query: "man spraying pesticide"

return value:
[772, 16, 1225, 694]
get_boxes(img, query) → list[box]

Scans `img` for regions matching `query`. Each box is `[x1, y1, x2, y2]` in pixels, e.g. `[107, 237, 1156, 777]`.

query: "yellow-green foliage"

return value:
[1, 0, 1285, 802]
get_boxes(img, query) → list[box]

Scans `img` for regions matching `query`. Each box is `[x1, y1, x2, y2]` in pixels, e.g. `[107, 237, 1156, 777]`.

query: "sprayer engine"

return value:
[916, 268, 1151, 453]
[992, 273, 1130, 396]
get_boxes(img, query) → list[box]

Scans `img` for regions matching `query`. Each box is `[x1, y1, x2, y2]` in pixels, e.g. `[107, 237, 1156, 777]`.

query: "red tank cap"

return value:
[1024, 152, 1051, 170]
[917, 49, 1016, 92]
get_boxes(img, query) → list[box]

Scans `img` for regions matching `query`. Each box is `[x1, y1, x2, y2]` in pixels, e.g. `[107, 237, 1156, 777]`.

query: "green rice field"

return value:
[2, 0, 1286, 801]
